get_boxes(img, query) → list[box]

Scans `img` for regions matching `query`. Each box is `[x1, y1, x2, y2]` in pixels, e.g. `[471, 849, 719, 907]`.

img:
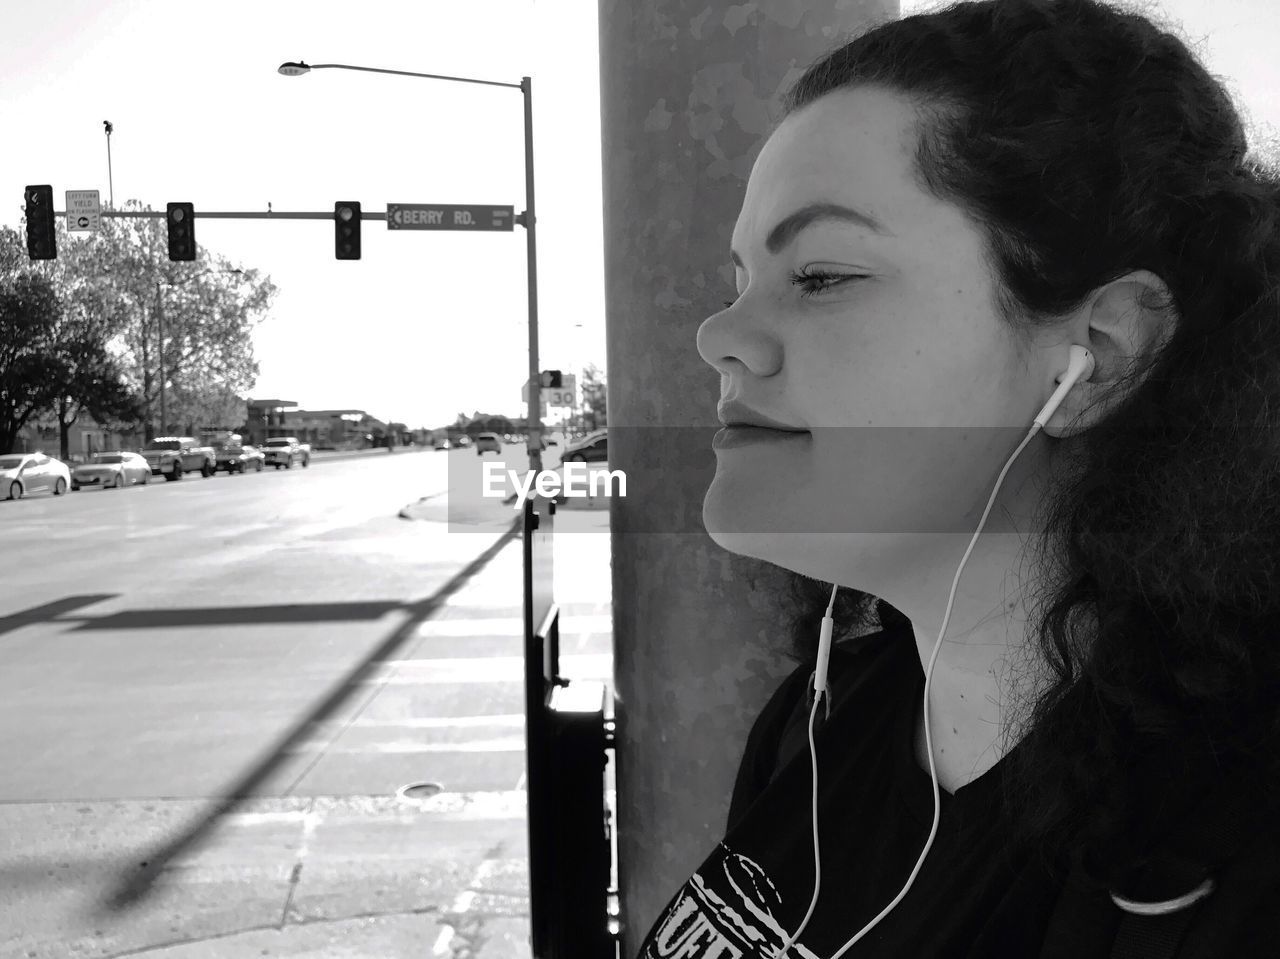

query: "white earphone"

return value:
[776, 344, 1096, 958]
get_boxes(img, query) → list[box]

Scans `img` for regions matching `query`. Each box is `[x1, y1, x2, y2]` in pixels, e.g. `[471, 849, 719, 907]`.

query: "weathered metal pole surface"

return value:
[597, 1, 897, 952]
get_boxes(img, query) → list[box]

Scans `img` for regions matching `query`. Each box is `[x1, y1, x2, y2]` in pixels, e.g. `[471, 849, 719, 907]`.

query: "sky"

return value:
[3, 0, 1279, 430]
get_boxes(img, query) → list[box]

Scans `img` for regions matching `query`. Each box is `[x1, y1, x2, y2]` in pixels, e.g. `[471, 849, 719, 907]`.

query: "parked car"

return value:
[141, 437, 216, 480]
[260, 436, 311, 469]
[0, 452, 71, 500]
[71, 451, 151, 490]
[453, 435, 472, 448]
[214, 444, 266, 474]
[433, 436, 451, 450]
[562, 429, 608, 463]
[474, 432, 503, 455]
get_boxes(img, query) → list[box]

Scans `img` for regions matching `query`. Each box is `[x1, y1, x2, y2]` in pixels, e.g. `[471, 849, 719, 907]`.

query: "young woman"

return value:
[636, 1, 1280, 956]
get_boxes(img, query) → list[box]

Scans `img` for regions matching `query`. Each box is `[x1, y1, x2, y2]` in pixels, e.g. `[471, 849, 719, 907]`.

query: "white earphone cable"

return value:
[776, 422, 1046, 958]
[776, 584, 839, 955]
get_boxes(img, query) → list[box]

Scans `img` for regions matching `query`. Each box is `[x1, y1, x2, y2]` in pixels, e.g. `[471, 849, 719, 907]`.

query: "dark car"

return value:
[474, 432, 503, 455]
[214, 444, 266, 474]
[561, 430, 607, 463]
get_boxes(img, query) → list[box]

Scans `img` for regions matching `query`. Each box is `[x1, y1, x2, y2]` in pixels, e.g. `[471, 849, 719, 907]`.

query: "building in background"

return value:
[13, 414, 145, 461]
[242, 404, 389, 450]
[13, 397, 403, 458]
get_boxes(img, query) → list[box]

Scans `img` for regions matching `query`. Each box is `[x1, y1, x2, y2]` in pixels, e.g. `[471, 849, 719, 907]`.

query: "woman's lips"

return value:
[712, 425, 811, 450]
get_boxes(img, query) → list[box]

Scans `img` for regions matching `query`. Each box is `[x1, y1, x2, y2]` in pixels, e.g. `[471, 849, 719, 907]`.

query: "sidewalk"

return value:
[0, 502, 613, 959]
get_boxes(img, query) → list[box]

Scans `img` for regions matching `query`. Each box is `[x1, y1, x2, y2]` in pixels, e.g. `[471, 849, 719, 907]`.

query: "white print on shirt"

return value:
[642, 843, 821, 959]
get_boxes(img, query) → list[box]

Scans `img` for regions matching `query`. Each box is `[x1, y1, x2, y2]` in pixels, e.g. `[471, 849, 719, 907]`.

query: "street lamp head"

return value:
[278, 61, 310, 77]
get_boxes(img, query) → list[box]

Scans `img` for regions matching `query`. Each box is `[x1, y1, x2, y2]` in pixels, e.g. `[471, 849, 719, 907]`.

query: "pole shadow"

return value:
[90, 516, 523, 916]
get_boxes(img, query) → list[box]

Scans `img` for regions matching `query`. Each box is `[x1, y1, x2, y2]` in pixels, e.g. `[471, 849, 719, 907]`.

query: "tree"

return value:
[0, 272, 63, 453]
[3, 205, 277, 442]
[580, 362, 607, 432]
[150, 259, 271, 435]
[50, 331, 142, 461]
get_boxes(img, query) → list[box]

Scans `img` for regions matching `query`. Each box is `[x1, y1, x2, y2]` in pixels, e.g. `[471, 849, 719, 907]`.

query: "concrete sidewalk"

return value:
[0, 503, 614, 959]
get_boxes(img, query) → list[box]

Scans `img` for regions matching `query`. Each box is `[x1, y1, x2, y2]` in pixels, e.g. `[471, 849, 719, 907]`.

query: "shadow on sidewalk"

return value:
[85, 517, 525, 920]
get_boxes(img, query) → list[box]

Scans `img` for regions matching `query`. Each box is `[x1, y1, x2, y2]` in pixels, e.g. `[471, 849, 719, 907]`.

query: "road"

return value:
[0, 445, 614, 958]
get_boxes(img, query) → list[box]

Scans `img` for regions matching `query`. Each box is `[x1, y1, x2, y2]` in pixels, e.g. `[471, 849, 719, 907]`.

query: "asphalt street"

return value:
[0, 445, 615, 958]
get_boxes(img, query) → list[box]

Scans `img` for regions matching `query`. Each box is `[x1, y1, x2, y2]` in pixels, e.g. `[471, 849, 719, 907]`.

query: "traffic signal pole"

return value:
[273, 61, 545, 470]
[32, 65, 546, 468]
[521, 77, 543, 474]
[26, 201, 545, 455]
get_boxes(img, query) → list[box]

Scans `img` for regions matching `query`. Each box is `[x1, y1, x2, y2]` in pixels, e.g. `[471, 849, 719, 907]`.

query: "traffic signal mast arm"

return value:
[21, 202, 518, 263]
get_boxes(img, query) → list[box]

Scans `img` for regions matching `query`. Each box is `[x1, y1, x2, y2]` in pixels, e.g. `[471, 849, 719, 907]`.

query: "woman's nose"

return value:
[696, 302, 783, 378]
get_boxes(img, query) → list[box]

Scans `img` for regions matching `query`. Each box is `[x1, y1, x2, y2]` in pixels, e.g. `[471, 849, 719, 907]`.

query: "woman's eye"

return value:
[788, 268, 867, 298]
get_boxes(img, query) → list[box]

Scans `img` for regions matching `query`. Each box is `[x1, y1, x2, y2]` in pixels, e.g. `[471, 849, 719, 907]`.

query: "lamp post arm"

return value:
[283, 59, 542, 469]
[307, 63, 521, 90]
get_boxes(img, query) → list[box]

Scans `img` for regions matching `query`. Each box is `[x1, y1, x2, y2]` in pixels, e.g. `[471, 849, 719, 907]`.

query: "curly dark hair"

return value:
[779, 0, 1280, 887]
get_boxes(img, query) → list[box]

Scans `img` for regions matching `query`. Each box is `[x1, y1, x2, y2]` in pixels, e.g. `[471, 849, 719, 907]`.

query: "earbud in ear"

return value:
[1033, 345, 1095, 429]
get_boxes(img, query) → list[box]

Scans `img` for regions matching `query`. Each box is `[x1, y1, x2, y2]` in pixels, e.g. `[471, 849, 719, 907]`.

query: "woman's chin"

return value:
[703, 496, 817, 567]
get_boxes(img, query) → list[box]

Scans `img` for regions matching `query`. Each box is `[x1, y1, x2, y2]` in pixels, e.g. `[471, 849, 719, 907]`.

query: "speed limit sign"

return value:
[546, 388, 577, 407]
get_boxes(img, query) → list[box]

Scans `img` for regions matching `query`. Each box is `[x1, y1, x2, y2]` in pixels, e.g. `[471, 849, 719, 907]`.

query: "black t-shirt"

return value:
[634, 619, 1067, 958]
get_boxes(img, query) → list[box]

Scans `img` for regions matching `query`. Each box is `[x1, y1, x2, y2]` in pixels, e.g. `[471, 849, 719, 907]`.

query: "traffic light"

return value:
[24, 185, 56, 260]
[335, 201, 361, 259]
[540, 370, 562, 388]
[166, 202, 196, 261]
[332, 199, 363, 258]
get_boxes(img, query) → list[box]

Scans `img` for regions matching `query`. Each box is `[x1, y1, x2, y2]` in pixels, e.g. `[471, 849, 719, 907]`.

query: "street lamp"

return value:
[154, 268, 244, 436]
[276, 59, 544, 472]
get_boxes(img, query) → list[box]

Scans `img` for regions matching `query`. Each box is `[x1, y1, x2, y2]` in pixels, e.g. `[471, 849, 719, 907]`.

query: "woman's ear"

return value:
[1039, 270, 1176, 438]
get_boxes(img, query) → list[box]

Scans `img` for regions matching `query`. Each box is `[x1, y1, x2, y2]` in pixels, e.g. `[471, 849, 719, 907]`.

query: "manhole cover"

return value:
[396, 781, 445, 802]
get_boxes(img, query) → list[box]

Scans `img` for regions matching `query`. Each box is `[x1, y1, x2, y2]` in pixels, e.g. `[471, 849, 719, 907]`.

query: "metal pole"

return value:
[155, 283, 166, 436]
[103, 121, 114, 209]
[522, 76, 542, 474]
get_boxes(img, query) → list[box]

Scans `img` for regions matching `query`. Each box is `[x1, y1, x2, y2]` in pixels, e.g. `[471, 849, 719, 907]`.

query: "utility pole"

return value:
[103, 121, 114, 209]
[154, 283, 167, 436]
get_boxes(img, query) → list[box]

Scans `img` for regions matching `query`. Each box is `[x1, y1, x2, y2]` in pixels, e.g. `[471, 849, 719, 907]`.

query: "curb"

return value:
[310, 447, 431, 465]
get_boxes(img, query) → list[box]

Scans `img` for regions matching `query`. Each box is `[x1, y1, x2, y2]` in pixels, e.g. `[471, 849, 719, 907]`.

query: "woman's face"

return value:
[697, 86, 1065, 584]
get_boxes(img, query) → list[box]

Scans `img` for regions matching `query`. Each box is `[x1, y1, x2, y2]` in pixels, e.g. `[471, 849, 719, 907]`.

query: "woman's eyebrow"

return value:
[730, 201, 892, 267]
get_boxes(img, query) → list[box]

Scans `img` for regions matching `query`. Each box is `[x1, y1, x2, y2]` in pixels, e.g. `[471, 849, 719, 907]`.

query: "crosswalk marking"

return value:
[310, 714, 526, 730]
[287, 737, 526, 754]
[416, 615, 612, 637]
[360, 654, 611, 684]
[211, 790, 529, 824]
[123, 524, 195, 540]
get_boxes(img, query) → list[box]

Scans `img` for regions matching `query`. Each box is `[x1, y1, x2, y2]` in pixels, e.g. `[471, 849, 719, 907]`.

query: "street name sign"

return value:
[387, 203, 514, 231]
[65, 190, 101, 232]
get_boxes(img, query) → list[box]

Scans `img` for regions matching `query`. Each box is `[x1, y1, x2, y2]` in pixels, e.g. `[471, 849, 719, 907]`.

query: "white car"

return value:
[71, 451, 151, 490]
[0, 452, 72, 500]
